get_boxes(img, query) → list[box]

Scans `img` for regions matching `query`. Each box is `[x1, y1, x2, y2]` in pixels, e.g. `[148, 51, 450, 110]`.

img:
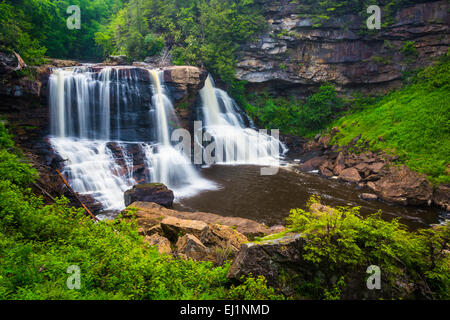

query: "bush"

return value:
[286, 195, 450, 299]
[244, 84, 345, 137]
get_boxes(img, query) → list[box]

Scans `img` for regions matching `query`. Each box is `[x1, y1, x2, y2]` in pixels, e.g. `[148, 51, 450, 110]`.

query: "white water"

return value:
[146, 70, 215, 197]
[200, 75, 287, 165]
[49, 67, 213, 211]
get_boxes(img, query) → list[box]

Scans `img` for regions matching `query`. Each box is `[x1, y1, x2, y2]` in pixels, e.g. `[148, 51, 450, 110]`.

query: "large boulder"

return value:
[124, 183, 174, 207]
[367, 165, 433, 205]
[227, 234, 306, 291]
[227, 231, 424, 299]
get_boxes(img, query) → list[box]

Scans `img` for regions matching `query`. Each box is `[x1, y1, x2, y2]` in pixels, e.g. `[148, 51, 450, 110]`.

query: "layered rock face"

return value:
[236, 0, 449, 97]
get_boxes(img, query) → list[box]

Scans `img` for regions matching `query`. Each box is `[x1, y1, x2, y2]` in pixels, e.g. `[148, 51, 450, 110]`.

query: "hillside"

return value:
[331, 54, 450, 185]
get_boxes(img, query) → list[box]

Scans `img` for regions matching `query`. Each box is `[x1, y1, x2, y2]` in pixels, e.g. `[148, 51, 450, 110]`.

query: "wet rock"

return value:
[298, 156, 326, 172]
[333, 152, 345, 175]
[319, 165, 334, 178]
[339, 167, 362, 183]
[360, 193, 378, 201]
[124, 183, 174, 207]
[432, 184, 450, 211]
[367, 165, 433, 205]
[144, 234, 172, 254]
[163, 66, 208, 101]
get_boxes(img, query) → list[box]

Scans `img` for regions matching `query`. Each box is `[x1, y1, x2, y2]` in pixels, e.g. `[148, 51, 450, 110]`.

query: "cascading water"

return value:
[199, 75, 287, 165]
[49, 66, 213, 212]
[145, 70, 214, 197]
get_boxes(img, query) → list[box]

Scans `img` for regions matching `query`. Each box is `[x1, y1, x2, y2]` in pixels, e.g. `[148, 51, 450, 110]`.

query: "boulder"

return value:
[368, 162, 385, 174]
[144, 234, 172, 254]
[333, 152, 345, 176]
[228, 232, 425, 299]
[320, 165, 334, 178]
[227, 234, 305, 289]
[367, 165, 433, 205]
[432, 184, 450, 211]
[160, 216, 209, 242]
[203, 224, 248, 254]
[163, 66, 208, 101]
[124, 183, 174, 207]
[176, 234, 210, 261]
[338, 167, 362, 183]
[298, 156, 326, 172]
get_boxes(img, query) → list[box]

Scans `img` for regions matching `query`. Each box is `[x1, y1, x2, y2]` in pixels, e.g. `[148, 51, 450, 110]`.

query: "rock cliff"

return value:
[236, 0, 449, 98]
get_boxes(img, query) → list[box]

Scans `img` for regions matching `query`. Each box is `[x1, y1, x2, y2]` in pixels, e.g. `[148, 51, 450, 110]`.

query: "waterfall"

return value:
[199, 75, 287, 165]
[146, 69, 215, 197]
[49, 66, 213, 212]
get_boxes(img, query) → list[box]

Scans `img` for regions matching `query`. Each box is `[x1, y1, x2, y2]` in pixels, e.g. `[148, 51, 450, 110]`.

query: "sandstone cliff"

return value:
[236, 0, 449, 98]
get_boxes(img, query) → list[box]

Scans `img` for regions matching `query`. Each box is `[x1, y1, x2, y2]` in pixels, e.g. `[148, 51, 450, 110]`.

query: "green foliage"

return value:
[331, 56, 450, 184]
[97, 0, 266, 83]
[226, 275, 285, 300]
[401, 40, 419, 63]
[292, 0, 424, 27]
[0, 121, 279, 300]
[286, 196, 450, 299]
[0, 0, 124, 64]
[244, 84, 345, 136]
[0, 2, 47, 65]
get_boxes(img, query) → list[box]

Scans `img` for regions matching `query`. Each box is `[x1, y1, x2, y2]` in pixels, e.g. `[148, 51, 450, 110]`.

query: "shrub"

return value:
[286, 195, 450, 299]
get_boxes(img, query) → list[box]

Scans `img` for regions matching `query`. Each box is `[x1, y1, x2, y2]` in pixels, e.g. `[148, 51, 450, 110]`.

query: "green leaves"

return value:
[285, 196, 450, 299]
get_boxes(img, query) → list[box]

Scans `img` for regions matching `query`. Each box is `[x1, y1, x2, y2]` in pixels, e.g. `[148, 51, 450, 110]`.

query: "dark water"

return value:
[174, 163, 446, 230]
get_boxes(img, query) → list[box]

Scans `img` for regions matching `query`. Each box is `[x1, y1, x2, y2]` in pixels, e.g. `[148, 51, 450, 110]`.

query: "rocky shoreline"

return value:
[122, 201, 284, 265]
[284, 128, 449, 212]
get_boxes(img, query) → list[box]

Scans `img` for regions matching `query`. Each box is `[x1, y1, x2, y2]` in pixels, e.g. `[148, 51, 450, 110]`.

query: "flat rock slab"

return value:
[127, 201, 272, 238]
